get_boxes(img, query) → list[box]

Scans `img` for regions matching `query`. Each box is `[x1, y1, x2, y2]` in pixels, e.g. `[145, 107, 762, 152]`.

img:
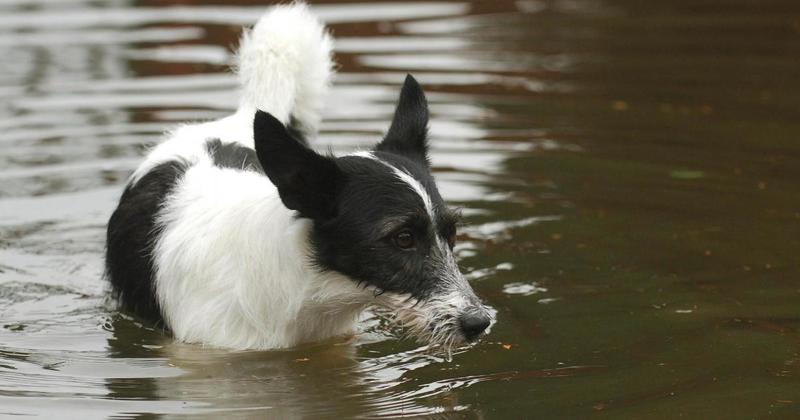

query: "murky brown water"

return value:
[2, 0, 799, 418]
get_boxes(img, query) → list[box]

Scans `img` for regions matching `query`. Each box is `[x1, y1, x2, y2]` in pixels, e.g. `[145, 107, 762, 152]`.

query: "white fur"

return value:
[236, 1, 333, 133]
[126, 3, 362, 349]
[131, 2, 333, 184]
[154, 163, 371, 349]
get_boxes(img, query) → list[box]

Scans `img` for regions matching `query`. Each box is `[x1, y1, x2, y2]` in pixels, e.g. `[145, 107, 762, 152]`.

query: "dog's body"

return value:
[106, 4, 492, 351]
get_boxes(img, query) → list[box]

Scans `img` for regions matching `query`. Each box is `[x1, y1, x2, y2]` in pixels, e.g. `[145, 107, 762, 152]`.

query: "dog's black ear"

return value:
[254, 111, 344, 220]
[376, 74, 429, 164]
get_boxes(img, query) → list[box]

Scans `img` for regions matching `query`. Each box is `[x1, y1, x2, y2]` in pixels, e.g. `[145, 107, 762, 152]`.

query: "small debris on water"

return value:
[611, 100, 628, 111]
[502, 282, 547, 296]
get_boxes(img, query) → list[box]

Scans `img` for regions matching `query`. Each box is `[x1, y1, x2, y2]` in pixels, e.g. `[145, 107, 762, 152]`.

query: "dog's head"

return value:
[253, 75, 493, 349]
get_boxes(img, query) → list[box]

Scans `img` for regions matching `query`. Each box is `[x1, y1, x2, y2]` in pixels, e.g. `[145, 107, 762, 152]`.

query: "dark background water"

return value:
[1, 0, 799, 418]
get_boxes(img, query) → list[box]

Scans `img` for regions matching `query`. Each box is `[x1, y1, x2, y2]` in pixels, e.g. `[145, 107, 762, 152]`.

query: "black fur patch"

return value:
[310, 153, 459, 300]
[205, 139, 263, 173]
[375, 74, 429, 164]
[251, 75, 460, 301]
[254, 111, 343, 220]
[105, 160, 188, 325]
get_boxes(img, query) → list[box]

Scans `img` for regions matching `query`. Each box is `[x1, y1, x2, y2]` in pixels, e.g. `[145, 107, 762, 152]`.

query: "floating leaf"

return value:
[670, 169, 705, 179]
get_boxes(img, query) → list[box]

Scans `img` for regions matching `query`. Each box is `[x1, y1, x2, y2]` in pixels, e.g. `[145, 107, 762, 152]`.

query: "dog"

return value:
[105, 3, 493, 351]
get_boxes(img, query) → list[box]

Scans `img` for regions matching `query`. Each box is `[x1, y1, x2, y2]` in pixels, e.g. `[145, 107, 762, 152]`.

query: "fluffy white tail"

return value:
[236, 2, 333, 137]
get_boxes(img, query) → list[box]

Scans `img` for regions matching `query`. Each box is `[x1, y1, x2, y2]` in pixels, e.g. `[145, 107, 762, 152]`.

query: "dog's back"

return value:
[106, 3, 339, 348]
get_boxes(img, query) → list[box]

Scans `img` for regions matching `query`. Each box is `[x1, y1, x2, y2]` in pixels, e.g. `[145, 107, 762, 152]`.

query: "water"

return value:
[2, 0, 799, 418]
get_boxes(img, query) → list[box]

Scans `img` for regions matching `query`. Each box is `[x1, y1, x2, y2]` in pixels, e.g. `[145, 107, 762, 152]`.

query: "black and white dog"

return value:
[106, 3, 493, 351]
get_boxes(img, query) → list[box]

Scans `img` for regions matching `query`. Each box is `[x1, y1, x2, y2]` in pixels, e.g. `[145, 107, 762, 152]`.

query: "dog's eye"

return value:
[394, 230, 416, 250]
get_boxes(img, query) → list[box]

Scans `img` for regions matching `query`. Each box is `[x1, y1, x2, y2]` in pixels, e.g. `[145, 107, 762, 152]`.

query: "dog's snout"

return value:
[459, 311, 491, 341]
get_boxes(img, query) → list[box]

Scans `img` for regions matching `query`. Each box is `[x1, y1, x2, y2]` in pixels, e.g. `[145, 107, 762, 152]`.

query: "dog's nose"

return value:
[459, 311, 491, 341]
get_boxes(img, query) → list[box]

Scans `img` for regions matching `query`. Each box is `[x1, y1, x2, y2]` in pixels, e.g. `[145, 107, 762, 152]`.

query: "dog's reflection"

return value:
[104, 315, 467, 418]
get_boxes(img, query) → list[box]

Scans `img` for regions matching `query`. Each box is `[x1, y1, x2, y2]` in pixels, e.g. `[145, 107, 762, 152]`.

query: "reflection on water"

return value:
[2, 0, 800, 418]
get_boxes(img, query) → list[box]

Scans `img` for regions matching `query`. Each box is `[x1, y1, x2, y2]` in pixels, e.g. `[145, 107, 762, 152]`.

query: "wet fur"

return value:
[105, 3, 492, 350]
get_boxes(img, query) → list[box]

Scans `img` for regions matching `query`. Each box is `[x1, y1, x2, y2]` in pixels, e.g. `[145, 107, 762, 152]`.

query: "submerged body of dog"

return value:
[106, 4, 493, 351]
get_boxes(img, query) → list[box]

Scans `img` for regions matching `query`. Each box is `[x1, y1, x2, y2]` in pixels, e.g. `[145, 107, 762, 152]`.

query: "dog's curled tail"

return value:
[236, 2, 333, 138]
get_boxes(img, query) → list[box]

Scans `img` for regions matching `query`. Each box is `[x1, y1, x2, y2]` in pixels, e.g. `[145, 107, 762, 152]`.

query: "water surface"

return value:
[2, 0, 799, 418]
